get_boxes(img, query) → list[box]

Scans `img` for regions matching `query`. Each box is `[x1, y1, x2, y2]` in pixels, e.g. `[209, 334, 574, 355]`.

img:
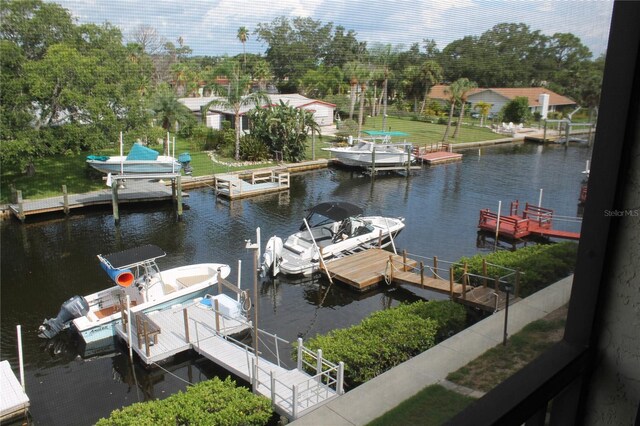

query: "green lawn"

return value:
[367, 385, 476, 426]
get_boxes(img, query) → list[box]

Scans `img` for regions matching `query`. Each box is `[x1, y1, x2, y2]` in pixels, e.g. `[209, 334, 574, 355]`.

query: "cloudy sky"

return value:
[48, 0, 614, 58]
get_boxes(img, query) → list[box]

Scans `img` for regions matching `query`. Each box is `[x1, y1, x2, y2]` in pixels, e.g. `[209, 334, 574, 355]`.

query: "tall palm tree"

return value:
[252, 59, 272, 92]
[237, 27, 248, 69]
[452, 78, 478, 139]
[442, 82, 462, 142]
[357, 67, 372, 136]
[202, 65, 268, 160]
[419, 60, 443, 115]
[343, 61, 363, 120]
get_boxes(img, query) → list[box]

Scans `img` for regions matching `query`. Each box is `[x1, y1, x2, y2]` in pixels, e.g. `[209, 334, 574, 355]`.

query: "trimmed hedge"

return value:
[95, 377, 272, 426]
[298, 301, 466, 388]
[457, 242, 578, 297]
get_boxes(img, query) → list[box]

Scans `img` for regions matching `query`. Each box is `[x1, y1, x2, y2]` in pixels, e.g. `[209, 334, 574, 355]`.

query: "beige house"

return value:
[179, 94, 336, 132]
[428, 85, 577, 118]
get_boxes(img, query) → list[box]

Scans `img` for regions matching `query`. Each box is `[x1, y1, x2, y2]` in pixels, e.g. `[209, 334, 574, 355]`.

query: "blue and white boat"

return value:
[38, 245, 237, 345]
[86, 144, 182, 175]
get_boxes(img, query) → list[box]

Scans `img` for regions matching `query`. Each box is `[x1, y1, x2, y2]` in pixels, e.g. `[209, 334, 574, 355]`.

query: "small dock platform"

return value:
[8, 179, 186, 221]
[322, 249, 521, 312]
[321, 249, 465, 295]
[414, 143, 463, 165]
[0, 360, 29, 423]
[115, 298, 344, 420]
[214, 170, 289, 199]
[478, 201, 580, 241]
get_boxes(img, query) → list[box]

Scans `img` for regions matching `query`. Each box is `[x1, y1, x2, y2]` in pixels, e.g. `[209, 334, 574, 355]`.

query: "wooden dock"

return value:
[478, 201, 581, 241]
[414, 143, 463, 165]
[322, 249, 521, 312]
[0, 360, 29, 423]
[115, 300, 344, 420]
[214, 170, 290, 199]
[8, 179, 186, 221]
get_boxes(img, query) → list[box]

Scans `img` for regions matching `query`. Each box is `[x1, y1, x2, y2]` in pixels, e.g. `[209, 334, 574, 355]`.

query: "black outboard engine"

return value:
[38, 295, 89, 339]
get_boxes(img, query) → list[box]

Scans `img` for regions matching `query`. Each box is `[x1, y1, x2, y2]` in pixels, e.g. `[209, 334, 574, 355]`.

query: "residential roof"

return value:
[179, 94, 336, 115]
[428, 85, 576, 106]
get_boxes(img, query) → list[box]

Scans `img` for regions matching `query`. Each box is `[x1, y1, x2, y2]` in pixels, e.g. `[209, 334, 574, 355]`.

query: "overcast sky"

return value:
[48, 0, 614, 58]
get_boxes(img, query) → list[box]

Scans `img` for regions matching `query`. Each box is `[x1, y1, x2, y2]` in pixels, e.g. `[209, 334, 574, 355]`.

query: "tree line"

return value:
[0, 0, 604, 171]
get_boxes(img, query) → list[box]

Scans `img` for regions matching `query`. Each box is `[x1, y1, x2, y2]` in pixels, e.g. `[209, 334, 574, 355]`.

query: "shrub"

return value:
[456, 242, 578, 297]
[240, 135, 270, 161]
[95, 377, 272, 426]
[297, 301, 464, 388]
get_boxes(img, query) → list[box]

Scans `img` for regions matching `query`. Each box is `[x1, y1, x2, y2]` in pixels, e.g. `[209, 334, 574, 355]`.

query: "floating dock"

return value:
[115, 294, 344, 420]
[321, 249, 519, 312]
[214, 170, 290, 199]
[478, 201, 581, 241]
[0, 360, 29, 423]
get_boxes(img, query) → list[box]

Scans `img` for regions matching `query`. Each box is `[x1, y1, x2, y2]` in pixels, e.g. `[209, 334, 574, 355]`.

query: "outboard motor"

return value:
[179, 152, 192, 175]
[38, 295, 89, 339]
[261, 236, 283, 277]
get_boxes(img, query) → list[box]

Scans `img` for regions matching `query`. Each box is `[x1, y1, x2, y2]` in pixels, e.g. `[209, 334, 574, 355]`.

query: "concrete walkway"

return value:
[291, 275, 573, 425]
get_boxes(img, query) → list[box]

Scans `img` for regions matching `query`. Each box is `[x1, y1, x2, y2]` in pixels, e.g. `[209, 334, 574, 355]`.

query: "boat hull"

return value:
[325, 146, 414, 167]
[86, 156, 182, 174]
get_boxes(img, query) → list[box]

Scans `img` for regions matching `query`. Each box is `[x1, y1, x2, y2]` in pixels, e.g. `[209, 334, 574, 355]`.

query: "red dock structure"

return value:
[478, 201, 581, 241]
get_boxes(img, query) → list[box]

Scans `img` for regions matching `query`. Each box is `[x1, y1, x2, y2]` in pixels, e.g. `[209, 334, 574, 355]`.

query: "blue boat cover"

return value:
[126, 144, 159, 161]
[362, 130, 409, 137]
[178, 152, 191, 163]
[86, 155, 109, 161]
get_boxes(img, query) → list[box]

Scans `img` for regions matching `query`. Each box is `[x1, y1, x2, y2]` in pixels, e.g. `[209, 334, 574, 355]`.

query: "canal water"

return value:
[0, 142, 590, 425]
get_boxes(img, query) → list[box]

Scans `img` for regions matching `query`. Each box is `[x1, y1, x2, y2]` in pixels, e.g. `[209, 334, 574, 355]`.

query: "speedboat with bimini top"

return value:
[261, 202, 405, 277]
[38, 245, 238, 345]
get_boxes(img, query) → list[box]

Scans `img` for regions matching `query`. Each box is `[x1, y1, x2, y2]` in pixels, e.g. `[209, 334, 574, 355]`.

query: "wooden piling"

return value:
[433, 256, 438, 279]
[111, 183, 119, 224]
[176, 175, 183, 220]
[402, 250, 407, 272]
[183, 308, 190, 343]
[16, 190, 25, 222]
[420, 261, 424, 288]
[388, 255, 394, 282]
[214, 299, 220, 332]
[62, 185, 70, 214]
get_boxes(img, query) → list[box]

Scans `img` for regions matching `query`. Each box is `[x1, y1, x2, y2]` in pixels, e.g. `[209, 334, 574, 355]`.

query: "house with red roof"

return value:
[428, 85, 577, 118]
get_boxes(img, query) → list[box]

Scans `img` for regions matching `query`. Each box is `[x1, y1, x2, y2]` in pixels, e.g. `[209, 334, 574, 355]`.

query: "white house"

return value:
[428, 85, 577, 118]
[179, 94, 336, 132]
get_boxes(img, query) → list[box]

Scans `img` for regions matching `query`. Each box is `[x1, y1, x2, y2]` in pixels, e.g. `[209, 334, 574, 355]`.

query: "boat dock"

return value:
[0, 360, 29, 423]
[478, 201, 581, 241]
[7, 178, 186, 222]
[321, 249, 519, 312]
[115, 290, 344, 419]
[214, 170, 290, 199]
[414, 143, 463, 165]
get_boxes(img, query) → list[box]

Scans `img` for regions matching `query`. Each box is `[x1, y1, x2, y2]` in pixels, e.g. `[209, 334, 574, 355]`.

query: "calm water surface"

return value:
[0, 142, 590, 425]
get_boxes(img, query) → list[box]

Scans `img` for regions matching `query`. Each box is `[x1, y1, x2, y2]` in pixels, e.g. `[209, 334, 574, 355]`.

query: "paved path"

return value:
[291, 275, 573, 425]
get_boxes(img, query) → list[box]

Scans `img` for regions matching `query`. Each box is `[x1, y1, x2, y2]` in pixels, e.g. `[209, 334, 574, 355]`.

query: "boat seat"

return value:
[176, 274, 211, 288]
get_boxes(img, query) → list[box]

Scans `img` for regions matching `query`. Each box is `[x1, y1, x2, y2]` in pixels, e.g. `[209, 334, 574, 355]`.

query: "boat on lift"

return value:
[323, 131, 415, 168]
[262, 202, 405, 277]
[38, 245, 241, 345]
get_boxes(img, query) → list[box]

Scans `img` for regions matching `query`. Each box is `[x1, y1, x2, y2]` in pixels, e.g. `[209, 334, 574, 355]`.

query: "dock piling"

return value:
[183, 308, 190, 343]
[62, 185, 70, 214]
[16, 190, 25, 222]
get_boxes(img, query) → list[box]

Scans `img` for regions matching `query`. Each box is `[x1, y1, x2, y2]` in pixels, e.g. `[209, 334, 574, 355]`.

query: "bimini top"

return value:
[98, 244, 166, 270]
[306, 202, 363, 221]
[362, 130, 409, 137]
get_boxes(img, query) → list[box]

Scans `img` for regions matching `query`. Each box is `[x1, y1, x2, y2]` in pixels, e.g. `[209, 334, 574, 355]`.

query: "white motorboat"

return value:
[262, 202, 405, 277]
[323, 131, 415, 168]
[38, 245, 242, 345]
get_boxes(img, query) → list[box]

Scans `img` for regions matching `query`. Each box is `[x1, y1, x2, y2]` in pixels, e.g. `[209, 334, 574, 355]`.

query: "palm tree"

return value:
[150, 86, 193, 154]
[357, 67, 372, 136]
[252, 59, 272, 91]
[419, 60, 443, 115]
[452, 78, 478, 139]
[442, 82, 462, 142]
[474, 101, 493, 127]
[202, 65, 268, 160]
[237, 27, 248, 69]
[343, 61, 363, 120]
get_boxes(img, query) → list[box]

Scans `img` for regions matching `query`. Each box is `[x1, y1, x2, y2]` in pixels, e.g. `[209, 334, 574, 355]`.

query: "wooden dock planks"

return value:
[417, 151, 463, 165]
[0, 361, 29, 422]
